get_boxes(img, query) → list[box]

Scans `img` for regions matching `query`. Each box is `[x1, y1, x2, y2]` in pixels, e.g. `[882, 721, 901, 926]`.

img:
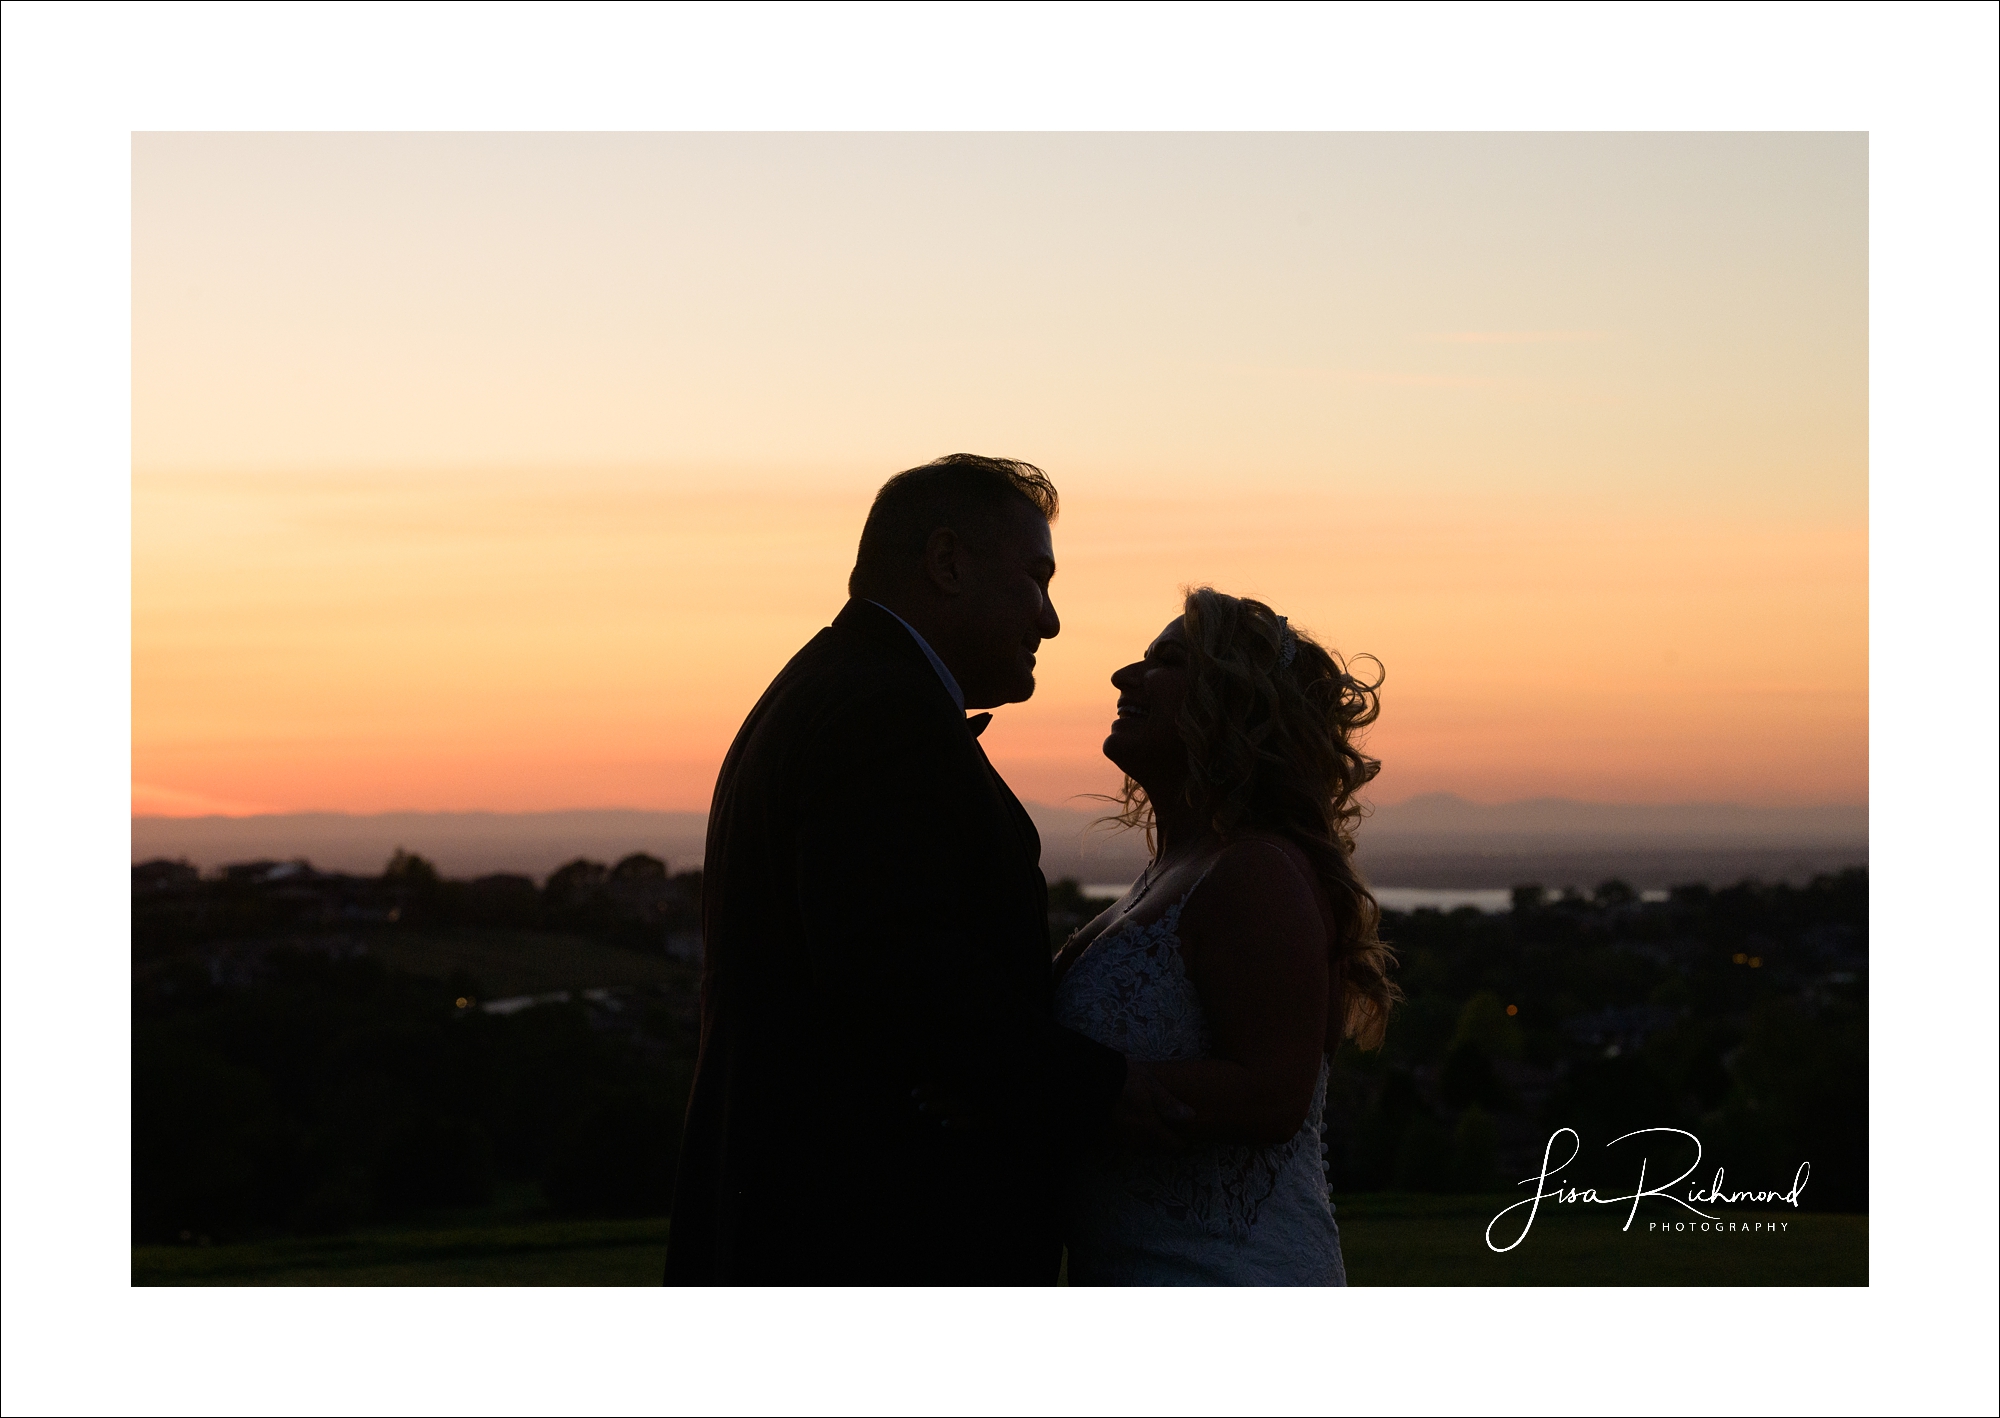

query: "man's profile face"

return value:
[955, 501, 1060, 710]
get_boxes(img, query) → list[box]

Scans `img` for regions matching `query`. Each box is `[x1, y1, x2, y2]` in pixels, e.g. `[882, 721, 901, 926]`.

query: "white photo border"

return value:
[3, 3, 1994, 1415]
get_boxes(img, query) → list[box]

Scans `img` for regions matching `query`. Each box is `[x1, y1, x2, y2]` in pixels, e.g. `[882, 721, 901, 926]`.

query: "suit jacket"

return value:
[663, 598, 1127, 1284]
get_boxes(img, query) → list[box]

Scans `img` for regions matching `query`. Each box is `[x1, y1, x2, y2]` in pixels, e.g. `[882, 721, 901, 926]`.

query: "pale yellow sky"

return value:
[132, 133, 1866, 815]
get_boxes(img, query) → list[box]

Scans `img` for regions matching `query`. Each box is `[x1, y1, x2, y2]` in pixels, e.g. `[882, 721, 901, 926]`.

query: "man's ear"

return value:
[921, 527, 963, 596]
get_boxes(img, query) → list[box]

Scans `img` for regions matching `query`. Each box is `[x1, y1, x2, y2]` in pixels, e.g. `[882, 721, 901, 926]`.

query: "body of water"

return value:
[1081, 884, 1669, 914]
[1374, 888, 1515, 914]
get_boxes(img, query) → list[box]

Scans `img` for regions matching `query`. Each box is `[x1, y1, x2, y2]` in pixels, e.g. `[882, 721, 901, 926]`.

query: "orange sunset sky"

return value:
[132, 133, 1866, 818]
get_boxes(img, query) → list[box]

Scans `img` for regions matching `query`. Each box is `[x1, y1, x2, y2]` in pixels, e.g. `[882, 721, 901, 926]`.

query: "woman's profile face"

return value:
[1103, 617, 1192, 777]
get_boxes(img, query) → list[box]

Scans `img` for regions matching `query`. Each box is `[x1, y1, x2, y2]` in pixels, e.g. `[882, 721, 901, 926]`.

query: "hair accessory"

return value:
[1277, 615, 1298, 668]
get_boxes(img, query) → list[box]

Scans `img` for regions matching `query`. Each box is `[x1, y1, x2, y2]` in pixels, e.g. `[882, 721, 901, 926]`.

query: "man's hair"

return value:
[847, 454, 1059, 599]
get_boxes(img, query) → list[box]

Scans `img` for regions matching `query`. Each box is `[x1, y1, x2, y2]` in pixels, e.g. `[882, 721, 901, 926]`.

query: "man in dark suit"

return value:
[664, 454, 1188, 1284]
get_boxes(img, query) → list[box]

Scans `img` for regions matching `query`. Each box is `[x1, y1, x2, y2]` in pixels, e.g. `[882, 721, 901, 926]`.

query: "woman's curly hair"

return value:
[1106, 587, 1402, 1050]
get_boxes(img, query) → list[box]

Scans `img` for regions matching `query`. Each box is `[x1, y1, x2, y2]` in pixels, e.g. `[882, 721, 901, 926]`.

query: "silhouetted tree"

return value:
[383, 848, 440, 885]
[610, 853, 668, 882]
[544, 859, 608, 909]
[1594, 877, 1638, 906]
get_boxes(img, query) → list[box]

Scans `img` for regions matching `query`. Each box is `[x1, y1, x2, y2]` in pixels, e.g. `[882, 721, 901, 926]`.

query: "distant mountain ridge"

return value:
[1358, 793, 1867, 844]
[133, 795, 1866, 890]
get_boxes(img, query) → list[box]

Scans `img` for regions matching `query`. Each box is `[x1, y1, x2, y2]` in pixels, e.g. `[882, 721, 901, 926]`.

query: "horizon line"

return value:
[132, 791, 1873, 822]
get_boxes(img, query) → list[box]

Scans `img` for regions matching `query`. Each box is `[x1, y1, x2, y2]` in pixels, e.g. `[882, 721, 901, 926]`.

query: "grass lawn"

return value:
[358, 929, 695, 999]
[134, 1196, 1864, 1286]
[133, 1218, 672, 1287]
[1335, 1193, 1867, 1286]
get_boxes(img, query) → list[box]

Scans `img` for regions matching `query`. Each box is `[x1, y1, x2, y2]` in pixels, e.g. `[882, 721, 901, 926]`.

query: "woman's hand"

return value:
[1108, 1060, 1198, 1150]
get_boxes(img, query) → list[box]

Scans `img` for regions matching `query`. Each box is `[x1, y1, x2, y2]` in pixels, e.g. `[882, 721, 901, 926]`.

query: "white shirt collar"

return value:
[866, 600, 966, 712]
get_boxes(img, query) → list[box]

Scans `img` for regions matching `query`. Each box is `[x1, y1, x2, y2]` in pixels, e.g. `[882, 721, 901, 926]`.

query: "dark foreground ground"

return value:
[133, 1194, 1865, 1287]
[133, 860, 1868, 1285]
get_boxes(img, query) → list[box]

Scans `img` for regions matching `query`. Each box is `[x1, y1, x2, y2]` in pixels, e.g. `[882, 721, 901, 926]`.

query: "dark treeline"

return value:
[132, 850, 703, 1245]
[133, 849, 704, 957]
[131, 857, 1867, 1244]
[1323, 873, 1868, 1212]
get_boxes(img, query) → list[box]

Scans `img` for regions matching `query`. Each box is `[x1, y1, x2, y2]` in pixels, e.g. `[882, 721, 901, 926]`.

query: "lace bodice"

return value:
[1054, 883, 1347, 1286]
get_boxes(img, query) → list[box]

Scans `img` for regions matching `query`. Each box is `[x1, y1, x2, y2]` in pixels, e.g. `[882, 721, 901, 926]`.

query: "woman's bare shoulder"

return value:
[1184, 833, 1326, 944]
[1211, 832, 1319, 896]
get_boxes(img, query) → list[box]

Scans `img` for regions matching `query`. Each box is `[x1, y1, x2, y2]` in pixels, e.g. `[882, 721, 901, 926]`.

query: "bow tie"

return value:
[965, 712, 993, 738]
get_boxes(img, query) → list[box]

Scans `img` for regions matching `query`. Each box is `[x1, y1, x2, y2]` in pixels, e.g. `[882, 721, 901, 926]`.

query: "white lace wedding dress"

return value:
[1054, 880, 1347, 1286]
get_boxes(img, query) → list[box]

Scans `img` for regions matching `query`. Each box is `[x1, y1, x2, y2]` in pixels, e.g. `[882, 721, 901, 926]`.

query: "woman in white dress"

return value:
[1054, 587, 1400, 1285]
